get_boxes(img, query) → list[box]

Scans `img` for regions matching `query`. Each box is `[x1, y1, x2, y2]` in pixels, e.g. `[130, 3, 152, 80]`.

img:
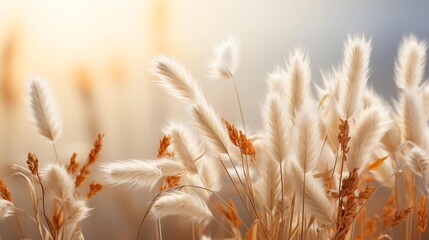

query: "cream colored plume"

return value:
[40, 164, 75, 201]
[285, 49, 311, 119]
[290, 162, 335, 224]
[262, 93, 291, 163]
[151, 191, 212, 224]
[27, 76, 62, 142]
[164, 122, 200, 173]
[64, 199, 91, 225]
[266, 67, 288, 97]
[292, 105, 322, 173]
[190, 101, 230, 154]
[338, 35, 371, 119]
[0, 199, 13, 221]
[397, 89, 428, 148]
[346, 106, 391, 172]
[196, 156, 222, 192]
[395, 35, 426, 90]
[252, 138, 281, 210]
[151, 55, 204, 103]
[209, 36, 239, 79]
[421, 83, 429, 122]
[102, 159, 185, 190]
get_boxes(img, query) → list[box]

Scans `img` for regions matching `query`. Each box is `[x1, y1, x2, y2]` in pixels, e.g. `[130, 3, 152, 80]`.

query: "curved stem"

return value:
[52, 141, 60, 163]
[232, 80, 246, 133]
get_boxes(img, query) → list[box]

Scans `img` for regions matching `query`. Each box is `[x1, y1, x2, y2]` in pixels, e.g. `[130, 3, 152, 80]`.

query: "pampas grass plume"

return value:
[395, 35, 427, 90]
[40, 164, 75, 201]
[151, 55, 204, 103]
[27, 76, 62, 142]
[151, 191, 212, 224]
[209, 36, 239, 79]
[102, 159, 185, 190]
[0, 199, 13, 221]
[339, 35, 371, 119]
[263, 93, 291, 163]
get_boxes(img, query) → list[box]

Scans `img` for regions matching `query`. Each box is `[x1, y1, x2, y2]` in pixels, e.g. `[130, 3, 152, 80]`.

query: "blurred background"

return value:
[1, 0, 429, 239]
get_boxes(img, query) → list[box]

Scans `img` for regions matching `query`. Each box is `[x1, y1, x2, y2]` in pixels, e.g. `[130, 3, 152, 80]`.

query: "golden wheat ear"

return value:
[27, 76, 62, 142]
[209, 36, 239, 80]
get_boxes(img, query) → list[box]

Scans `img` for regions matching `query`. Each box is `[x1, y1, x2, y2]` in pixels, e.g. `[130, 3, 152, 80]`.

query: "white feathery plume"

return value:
[164, 122, 200, 173]
[397, 89, 428, 148]
[0, 199, 14, 221]
[395, 35, 426, 90]
[209, 36, 239, 79]
[406, 146, 429, 178]
[292, 105, 322, 173]
[403, 146, 429, 194]
[262, 93, 291, 163]
[151, 55, 204, 103]
[252, 138, 281, 210]
[381, 118, 402, 155]
[151, 191, 212, 224]
[190, 101, 230, 154]
[27, 76, 62, 142]
[290, 162, 335, 224]
[154, 158, 187, 176]
[40, 164, 75, 201]
[102, 159, 185, 190]
[338, 35, 371, 119]
[284, 49, 312, 119]
[64, 199, 91, 224]
[196, 156, 222, 192]
[62, 199, 91, 239]
[346, 106, 391, 172]
[420, 82, 429, 122]
[266, 67, 288, 97]
[320, 68, 341, 151]
[363, 87, 386, 110]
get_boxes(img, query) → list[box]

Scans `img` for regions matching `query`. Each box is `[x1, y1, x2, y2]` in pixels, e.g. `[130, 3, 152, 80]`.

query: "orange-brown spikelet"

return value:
[216, 198, 241, 227]
[157, 134, 179, 191]
[26, 152, 39, 176]
[418, 195, 427, 233]
[389, 207, 413, 228]
[338, 119, 350, 160]
[0, 179, 12, 201]
[382, 194, 396, 228]
[87, 182, 103, 199]
[225, 120, 256, 157]
[334, 168, 365, 240]
[66, 152, 79, 174]
[75, 133, 104, 187]
[357, 185, 375, 205]
[159, 176, 180, 191]
[157, 135, 172, 158]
